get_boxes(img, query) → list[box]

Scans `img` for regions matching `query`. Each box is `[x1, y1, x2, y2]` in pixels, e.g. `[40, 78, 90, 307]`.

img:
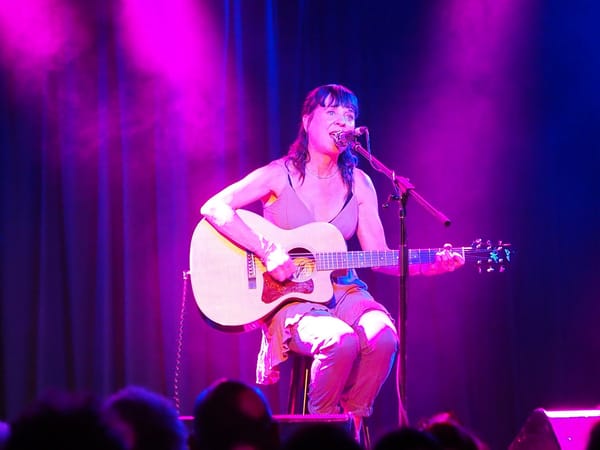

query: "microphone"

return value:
[330, 126, 368, 147]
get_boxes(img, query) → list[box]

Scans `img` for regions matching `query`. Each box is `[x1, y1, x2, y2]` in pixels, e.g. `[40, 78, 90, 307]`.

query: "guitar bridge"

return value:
[246, 251, 257, 289]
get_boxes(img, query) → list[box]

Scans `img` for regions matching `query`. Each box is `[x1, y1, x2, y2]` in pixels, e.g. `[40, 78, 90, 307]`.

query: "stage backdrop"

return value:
[1, 1, 599, 448]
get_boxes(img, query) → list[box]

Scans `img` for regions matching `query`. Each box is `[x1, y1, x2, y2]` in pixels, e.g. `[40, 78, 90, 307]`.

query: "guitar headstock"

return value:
[470, 239, 512, 273]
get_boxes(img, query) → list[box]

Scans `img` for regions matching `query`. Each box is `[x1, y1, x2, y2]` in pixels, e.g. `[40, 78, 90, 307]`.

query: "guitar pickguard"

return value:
[261, 273, 314, 304]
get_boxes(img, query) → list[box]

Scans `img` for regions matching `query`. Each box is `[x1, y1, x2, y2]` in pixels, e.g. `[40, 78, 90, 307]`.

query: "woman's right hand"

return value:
[261, 242, 297, 282]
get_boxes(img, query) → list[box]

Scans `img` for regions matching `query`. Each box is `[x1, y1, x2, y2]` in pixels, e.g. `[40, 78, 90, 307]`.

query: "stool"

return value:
[285, 353, 372, 449]
[287, 354, 311, 414]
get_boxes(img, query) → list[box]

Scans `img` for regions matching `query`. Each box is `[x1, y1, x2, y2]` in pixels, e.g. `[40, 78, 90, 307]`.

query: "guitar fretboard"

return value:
[314, 248, 467, 271]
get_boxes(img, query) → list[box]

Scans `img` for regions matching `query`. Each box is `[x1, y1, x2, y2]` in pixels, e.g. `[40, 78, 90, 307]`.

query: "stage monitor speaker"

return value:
[273, 413, 353, 443]
[509, 408, 600, 450]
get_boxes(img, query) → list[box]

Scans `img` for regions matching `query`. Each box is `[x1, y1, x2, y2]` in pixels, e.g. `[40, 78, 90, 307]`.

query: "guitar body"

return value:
[189, 210, 348, 332]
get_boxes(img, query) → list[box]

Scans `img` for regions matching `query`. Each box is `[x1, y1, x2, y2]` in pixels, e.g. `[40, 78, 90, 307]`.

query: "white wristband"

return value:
[263, 243, 289, 272]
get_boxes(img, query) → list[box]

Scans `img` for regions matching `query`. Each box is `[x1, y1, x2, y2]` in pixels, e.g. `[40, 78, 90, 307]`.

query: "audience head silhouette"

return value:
[190, 378, 279, 450]
[374, 427, 442, 450]
[6, 390, 124, 450]
[425, 423, 478, 450]
[0, 421, 10, 450]
[103, 385, 187, 450]
[418, 412, 488, 450]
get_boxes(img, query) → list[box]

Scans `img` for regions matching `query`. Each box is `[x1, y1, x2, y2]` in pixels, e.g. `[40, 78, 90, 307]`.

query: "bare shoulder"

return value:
[249, 158, 289, 197]
[353, 168, 375, 188]
[353, 168, 377, 203]
[264, 158, 289, 175]
[264, 157, 289, 182]
[206, 158, 289, 209]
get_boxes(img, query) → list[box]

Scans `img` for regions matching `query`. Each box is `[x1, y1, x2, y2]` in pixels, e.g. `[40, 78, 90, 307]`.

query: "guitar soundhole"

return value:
[289, 247, 316, 282]
[260, 247, 316, 305]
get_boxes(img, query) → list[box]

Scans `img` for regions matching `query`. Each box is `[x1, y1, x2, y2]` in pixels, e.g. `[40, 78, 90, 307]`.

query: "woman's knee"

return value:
[295, 314, 360, 359]
[372, 325, 399, 357]
[357, 310, 399, 356]
[321, 328, 360, 360]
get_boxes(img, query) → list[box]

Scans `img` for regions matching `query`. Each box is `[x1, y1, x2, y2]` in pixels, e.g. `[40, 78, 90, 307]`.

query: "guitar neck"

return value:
[315, 248, 465, 271]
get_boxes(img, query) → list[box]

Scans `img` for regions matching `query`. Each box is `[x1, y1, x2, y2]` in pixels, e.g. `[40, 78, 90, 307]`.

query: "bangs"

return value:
[304, 84, 359, 117]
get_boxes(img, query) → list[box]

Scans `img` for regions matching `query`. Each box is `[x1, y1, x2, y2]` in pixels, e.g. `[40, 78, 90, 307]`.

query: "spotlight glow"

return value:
[0, 0, 89, 82]
[119, 0, 219, 85]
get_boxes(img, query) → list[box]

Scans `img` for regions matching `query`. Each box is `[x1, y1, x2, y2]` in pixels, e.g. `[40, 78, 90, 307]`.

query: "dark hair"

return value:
[374, 427, 443, 450]
[192, 379, 279, 450]
[6, 391, 125, 450]
[286, 84, 359, 189]
[426, 423, 479, 450]
[103, 386, 187, 450]
[418, 412, 487, 450]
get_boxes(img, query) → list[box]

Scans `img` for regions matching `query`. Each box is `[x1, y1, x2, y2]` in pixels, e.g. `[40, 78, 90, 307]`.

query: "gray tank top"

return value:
[262, 162, 358, 240]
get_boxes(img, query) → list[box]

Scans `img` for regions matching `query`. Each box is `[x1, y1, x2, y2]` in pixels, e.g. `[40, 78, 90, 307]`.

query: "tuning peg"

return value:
[475, 260, 483, 274]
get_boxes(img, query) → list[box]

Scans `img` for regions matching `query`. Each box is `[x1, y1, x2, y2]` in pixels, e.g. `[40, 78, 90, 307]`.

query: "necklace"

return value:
[305, 165, 339, 179]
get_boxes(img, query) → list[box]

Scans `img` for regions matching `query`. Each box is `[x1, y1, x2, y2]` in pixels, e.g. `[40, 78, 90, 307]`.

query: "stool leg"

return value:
[288, 356, 301, 414]
[301, 361, 310, 415]
[288, 355, 312, 415]
[362, 420, 372, 450]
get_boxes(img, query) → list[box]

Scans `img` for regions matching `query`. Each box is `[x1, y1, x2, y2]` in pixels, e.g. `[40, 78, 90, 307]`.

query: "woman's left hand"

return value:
[422, 243, 465, 275]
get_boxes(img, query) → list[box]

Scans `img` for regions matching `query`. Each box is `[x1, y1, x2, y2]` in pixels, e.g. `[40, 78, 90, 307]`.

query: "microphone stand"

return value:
[348, 138, 451, 426]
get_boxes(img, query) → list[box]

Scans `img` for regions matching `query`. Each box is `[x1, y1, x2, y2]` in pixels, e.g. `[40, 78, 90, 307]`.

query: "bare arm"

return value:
[200, 161, 296, 281]
[353, 169, 409, 275]
[353, 169, 464, 276]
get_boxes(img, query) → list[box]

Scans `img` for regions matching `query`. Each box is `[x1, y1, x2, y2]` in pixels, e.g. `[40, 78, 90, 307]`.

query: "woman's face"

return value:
[303, 96, 356, 154]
